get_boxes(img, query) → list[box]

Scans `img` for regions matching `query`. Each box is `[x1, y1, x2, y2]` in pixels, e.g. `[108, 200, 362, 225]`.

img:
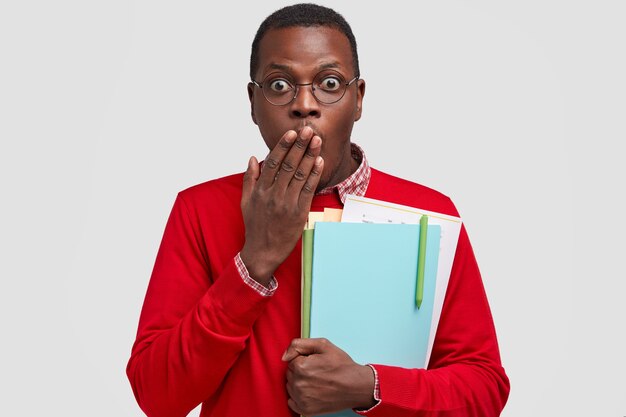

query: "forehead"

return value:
[255, 26, 354, 78]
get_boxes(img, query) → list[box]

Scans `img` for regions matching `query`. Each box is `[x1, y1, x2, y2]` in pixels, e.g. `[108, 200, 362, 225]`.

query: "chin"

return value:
[317, 166, 338, 192]
[315, 180, 329, 193]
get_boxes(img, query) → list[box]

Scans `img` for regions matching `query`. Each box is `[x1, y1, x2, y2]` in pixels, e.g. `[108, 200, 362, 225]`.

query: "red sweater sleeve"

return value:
[360, 225, 510, 417]
[126, 195, 272, 417]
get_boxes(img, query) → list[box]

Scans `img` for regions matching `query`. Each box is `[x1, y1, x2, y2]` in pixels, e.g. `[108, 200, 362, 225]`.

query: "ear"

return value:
[247, 82, 258, 125]
[354, 79, 366, 121]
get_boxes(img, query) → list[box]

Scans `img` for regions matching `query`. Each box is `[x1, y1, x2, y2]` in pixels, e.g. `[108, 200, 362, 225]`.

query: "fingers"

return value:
[298, 155, 323, 208]
[286, 135, 322, 194]
[282, 338, 329, 362]
[287, 398, 302, 415]
[286, 369, 305, 415]
[259, 127, 320, 191]
[257, 129, 297, 188]
[273, 127, 315, 189]
[241, 156, 259, 204]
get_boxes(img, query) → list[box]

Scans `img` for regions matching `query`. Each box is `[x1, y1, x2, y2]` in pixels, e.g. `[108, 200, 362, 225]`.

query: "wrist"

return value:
[353, 364, 377, 410]
[240, 247, 277, 286]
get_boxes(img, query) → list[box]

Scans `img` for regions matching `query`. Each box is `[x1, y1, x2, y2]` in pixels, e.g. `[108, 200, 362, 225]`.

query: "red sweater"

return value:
[127, 168, 510, 417]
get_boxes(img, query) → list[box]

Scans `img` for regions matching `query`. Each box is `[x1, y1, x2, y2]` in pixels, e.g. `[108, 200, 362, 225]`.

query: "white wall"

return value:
[1, 1, 624, 416]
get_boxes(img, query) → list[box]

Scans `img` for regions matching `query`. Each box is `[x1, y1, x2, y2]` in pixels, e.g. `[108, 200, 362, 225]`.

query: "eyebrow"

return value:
[267, 63, 291, 72]
[265, 61, 342, 73]
[318, 61, 341, 70]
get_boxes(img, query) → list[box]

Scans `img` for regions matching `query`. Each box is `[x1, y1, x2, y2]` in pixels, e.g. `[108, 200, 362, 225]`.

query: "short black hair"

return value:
[250, 3, 360, 79]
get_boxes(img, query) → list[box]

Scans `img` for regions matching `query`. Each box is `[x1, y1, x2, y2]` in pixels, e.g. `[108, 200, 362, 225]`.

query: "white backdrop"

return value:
[1, 1, 624, 416]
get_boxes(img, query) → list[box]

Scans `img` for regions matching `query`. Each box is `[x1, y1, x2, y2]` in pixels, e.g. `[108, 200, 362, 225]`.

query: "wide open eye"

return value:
[318, 76, 342, 91]
[268, 79, 292, 93]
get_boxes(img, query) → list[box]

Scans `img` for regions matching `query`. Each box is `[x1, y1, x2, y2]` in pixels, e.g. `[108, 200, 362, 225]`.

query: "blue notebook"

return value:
[309, 222, 441, 417]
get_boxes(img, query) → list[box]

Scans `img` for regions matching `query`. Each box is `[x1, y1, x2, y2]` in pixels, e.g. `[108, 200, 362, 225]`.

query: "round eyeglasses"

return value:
[251, 70, 359, 106]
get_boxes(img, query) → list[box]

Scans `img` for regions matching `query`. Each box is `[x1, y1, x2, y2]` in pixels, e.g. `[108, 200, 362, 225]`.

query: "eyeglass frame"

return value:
[250, 70, 360, 106]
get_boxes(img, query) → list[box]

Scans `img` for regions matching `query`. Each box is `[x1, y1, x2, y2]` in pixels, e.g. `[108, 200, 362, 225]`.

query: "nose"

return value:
[290, 83, 320, 118]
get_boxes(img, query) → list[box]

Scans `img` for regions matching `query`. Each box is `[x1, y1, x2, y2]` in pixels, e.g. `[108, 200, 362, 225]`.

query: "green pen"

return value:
[416, 215, 428, 309]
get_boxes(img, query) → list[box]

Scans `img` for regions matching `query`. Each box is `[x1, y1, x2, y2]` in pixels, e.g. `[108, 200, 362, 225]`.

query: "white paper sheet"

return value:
[341, 194, 463, 365]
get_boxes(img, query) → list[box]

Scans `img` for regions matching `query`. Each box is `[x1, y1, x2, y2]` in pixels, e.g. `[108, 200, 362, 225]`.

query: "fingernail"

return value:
[315, 156, 323, 166]
[310, 136, 321, 148]
[285, 130, 297, 142]
[301, 126, 312, 137]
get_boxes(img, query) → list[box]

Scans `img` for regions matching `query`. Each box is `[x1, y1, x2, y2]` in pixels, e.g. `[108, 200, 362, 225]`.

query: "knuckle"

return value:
[293, 357, 308, 374]
[288, 361, 302, 374]
[293, 379, 304, 392]
[265, 158, 279, 169]
[294, 138, 307, 150]
[302, 183, 314, 194]
[281, 161, 295, 172]
[293, 170, 306, 181]
[279, 139, 292, 150]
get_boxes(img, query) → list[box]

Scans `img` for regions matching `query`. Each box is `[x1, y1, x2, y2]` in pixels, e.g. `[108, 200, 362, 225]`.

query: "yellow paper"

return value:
[323, 208, 343, 222]
[306, 211, 325, 230]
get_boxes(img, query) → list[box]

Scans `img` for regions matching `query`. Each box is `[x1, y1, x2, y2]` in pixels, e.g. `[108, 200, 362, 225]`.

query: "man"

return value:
[127, 4, 510, 417]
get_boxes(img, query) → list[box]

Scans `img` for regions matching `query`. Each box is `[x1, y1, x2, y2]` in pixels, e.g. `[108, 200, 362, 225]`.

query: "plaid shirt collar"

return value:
[317, 143, 371, 204]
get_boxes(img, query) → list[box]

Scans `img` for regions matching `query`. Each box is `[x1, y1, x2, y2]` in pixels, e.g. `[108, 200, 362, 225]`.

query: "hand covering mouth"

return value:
[295, 121, 321, 138]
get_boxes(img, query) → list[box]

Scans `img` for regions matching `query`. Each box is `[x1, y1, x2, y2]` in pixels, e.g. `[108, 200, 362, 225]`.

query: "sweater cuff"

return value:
[359, 363, 431, 416]
[235, 252, 278, 297]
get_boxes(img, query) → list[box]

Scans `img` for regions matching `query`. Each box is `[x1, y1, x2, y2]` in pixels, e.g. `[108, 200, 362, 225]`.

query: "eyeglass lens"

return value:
[261, 71, 350, 105]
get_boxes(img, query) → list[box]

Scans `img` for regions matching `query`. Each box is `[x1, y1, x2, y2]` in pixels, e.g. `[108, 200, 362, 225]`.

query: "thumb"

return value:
[281, 338, 329, 362]
[241, 156, 259, 203]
